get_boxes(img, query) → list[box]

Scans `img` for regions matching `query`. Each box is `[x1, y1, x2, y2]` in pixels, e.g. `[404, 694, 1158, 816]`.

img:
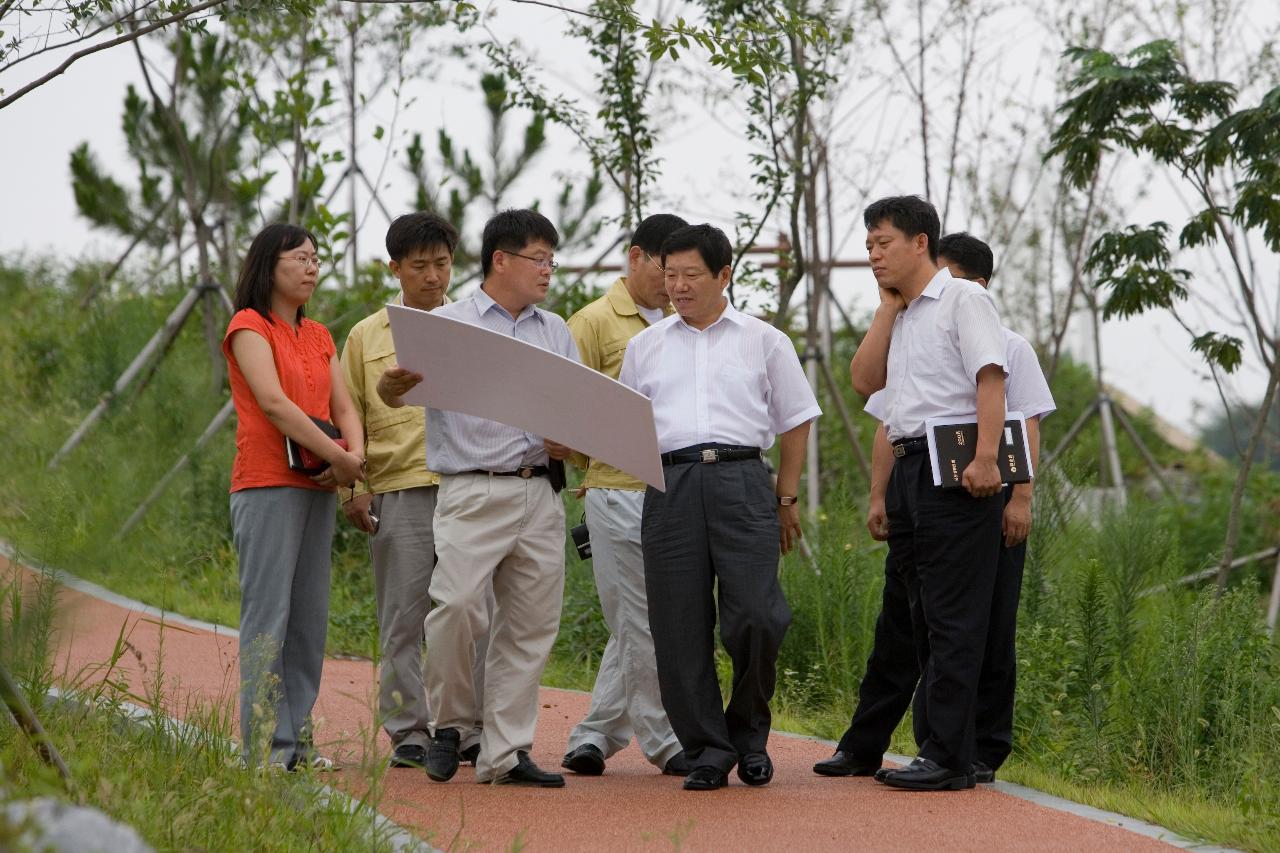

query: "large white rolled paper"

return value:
[387, 303, 666, 491]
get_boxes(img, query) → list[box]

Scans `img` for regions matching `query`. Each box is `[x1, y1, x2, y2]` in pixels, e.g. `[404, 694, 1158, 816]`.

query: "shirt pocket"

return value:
[717, 362, 762, 396]
[367, 408, 416, 436]
[600, 338, 629, 378]
[909, 318, 952, 379]
[364, 339, 396, 366]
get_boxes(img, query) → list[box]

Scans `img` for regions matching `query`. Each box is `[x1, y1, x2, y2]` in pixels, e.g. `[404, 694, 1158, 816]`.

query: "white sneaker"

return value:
[303, 754, 335, 771]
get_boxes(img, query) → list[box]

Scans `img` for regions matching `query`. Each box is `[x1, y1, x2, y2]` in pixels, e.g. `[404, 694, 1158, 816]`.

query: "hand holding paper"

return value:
[387, 304, 665, 490]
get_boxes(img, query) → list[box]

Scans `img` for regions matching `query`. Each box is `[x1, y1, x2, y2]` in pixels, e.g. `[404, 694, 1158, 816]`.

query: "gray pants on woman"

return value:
[231, 486, 335, 766]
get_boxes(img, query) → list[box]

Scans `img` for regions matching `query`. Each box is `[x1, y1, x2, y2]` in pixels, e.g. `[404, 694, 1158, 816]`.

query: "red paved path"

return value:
[6, 557, 1189, 852]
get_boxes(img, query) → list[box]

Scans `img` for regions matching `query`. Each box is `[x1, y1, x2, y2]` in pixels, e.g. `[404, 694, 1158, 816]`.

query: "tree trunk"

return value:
[1215, 351, 1280, 594]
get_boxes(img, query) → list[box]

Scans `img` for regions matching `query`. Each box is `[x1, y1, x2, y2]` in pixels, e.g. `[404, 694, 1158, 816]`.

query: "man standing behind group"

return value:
[339, 212, 486, 771]
[839, 196, 1006, 791]
[815, 231, 1053, 786]
[379, 209, 577, 788]
[620, 224, 821, 791]
[560, 213, 690, 779]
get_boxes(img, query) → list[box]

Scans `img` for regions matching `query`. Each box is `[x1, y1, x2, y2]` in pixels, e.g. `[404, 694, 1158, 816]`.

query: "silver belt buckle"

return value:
[518, 466, 534, 478]
[699, 448, 720, 463]
[892, 444, 906, 458]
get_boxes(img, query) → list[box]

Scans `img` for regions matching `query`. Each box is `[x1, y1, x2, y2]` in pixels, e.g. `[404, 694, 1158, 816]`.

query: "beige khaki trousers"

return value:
[425, 472, 565, 781]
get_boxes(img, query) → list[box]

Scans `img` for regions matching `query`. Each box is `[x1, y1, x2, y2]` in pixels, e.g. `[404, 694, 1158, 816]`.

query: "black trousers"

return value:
[917, 492, 1027, 769]
[835, 452, 1002, 771]
[642, 459, 791, 773]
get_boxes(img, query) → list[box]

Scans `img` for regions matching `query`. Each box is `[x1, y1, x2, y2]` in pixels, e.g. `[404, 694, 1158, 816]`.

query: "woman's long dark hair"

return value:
[233, 223, 319, 324]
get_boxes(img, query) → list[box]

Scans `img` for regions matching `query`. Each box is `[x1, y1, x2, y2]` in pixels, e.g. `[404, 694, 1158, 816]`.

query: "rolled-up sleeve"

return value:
[1005, 334, 1056, 420]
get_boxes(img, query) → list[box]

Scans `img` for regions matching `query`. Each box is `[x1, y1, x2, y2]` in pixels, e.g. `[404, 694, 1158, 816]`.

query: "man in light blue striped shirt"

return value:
[378, 209, 578, 788]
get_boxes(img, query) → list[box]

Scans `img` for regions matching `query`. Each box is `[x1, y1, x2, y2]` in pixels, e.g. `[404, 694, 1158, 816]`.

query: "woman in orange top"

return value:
[223, 223, 365, 770]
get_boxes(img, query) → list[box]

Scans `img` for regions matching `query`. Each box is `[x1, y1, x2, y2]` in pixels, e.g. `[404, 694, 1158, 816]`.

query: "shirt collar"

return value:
[605, 278, 639, 316]
[674, 298, 745, 333]
[379, 291, 450, 327]
[919, 266, 953, 300]
[475, 285, 539, 323]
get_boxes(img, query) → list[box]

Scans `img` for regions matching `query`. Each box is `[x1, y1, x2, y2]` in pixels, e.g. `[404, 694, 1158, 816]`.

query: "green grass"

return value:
[0, 569, 402, 853]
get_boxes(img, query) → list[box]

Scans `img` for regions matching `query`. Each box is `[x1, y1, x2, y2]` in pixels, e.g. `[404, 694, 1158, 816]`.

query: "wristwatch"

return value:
[777, 495, 798, 506]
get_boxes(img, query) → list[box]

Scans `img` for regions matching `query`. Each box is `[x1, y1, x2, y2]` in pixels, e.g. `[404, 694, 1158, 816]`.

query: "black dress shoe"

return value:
[873, 766, 891, 783]
[561, 743, 605, 775]
[388, 743, 427, 769]
[881, 757, 975, 791]
[662, 752, 693, 776]
[425, 728, 461, 782]
[683, 766, 728, 791]
[494, 751, 565, 787]
[737, 752, 773, 787]
[813, 750, 881, 777]
[460, 743, 481, 766]
[972, 760, 996, 784]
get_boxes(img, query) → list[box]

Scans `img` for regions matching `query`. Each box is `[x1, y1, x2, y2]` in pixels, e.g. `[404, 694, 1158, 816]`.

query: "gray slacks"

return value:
[369, 486, 488, 750]
[231, 486, 335, 766]
[566, 488, 681, 768]
[642, 459, 791, 773]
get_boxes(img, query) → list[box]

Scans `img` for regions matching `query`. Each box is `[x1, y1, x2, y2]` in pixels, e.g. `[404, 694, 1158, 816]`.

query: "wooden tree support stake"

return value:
[116, 398, 236, 540]
[0, 661, 73, 785]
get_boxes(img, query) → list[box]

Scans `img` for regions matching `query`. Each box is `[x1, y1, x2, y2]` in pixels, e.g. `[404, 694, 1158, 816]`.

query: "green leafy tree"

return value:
[70, 30, 268, 387]
[1048, 38, 1280, 591]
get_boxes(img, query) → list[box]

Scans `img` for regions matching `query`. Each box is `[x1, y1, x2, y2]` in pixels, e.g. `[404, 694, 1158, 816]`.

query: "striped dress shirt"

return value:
[425, 287, 580, 473]
[880, 268, 1008, 442]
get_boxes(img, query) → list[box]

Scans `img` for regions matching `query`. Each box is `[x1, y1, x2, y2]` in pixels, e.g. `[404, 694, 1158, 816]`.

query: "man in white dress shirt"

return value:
[619, 224, 821, 791]
[815, 231, 1055, 786]
[840, 196, 1007, 791]
[378, 208, 577, 788]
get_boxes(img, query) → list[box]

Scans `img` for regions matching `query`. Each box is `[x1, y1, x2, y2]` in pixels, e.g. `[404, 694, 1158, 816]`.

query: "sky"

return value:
[1, 0, 1275, 433]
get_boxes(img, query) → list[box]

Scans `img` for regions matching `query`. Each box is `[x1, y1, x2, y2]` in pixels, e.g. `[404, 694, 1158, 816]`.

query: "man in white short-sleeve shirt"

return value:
[825, 197, 1007, 792]
[619, 223, 821, 791]
[818, 232, 1055, 786]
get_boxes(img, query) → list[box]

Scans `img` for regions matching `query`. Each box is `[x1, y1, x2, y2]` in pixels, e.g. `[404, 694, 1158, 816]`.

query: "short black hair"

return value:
[863, 195, 941, 262]
[234, 223, 318, 324]
[938, 232, 994, 283]
[660, 223, 731, 273]
[386, 212, 459, 261]
[480, 208, 560, 278]
[630, 213, 688, 255]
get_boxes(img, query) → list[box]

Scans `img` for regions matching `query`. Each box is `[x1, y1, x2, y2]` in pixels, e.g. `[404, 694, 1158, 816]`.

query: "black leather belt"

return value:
[892, 437, 928, 458]
[660, 444, 761, 466]
[461, 466, 550, 479]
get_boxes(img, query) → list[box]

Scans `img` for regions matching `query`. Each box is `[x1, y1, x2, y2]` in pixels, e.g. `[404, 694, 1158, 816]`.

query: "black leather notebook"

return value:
[285, 416, 346, 475]
[925, 412, 1032, 488]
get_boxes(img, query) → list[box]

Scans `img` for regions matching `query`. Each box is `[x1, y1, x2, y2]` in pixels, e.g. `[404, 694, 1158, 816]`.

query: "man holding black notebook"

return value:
[834, 196, 1007, 791]
[816, 231, 1054, 787]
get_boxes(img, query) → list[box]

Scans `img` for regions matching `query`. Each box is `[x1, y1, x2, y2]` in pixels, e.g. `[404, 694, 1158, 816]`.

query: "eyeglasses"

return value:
[279, 254, 321, 269]
[505, 251, 560, 271]
[645, 252, 665, 272]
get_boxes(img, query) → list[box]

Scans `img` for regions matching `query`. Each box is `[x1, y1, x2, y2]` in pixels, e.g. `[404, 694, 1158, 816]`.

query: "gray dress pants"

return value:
[369, 486, 487, 750]
[642, 459, 790, 774]
[231, 486, 335, 766]
[566, 488, 681, 768]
